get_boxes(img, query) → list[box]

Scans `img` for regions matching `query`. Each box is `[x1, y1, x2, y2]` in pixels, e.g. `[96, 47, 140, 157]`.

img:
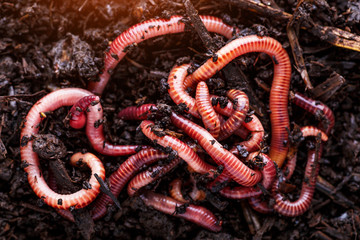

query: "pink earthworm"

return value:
[183, 35, 292, 167]
[68, 95, 100, 129]
[196, 81, 221, 138]
[140, 190, 222, 232]
[170, 112, 262, 187]
[91, 148, 168, 220]
[217, 89, 249, 141]
[273, 130, 328, 217]
[37, 152, 104, 209]
[20, 88, 106, 209]
[140, 120, 217, 177]
[127, 157, 181, 196]
[88, 15, 237, 95]
[219, 152, 276, 199]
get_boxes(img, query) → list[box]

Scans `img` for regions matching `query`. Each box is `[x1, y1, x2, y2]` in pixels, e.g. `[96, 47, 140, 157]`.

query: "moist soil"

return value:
[0, 0, 360, 239]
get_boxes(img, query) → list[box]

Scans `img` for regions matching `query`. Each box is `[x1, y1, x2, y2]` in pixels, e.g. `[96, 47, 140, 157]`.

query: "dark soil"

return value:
[1, 0, 360, 239]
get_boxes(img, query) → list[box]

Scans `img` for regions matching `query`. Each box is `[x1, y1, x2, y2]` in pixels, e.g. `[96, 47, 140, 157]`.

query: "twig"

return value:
[224, 0, 360, 52]
[94, 173, 121, 210]
[287, 0, 313, 90]
[182, 0, 216, 53]
[0, 90, 46, 100]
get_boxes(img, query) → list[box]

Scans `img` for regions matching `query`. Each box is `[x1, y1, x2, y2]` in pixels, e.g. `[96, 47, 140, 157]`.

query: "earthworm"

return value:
[117, 103, 157, 120]
[217, 89, 249, 141]
[219, 152, 276, 199]
[230, 114, 264, 154]
[88, 15, 237, 95]
[127, 157, 181, 196]
[233, 125, 251, 139]
[140, 120, 217, 177]
[170, 112, 262, 187]
[20, 88, 106, 209]
[207, 171, 230, 193]
[68, 95, 100, 129]
[183, 35, 292, 167]
[167, 64, 234, 118]
[38, 152, 104, 209]
[282, 126, 328, 181]
[169, 177, 206, 203]
[168, 64, 200, 117]
[116, 98, 252, 143]
[300, 126, 328, 141]
[169, 178, 189, 203]
[92, 148, 168, 220]
[140, 190, 222, 232]
[282, 146, 298, 181]
[273, 131, 327, 217]
[85, 98, 144, 156]
[290, 92, 335, 135]
[196, 81, 220, 138]
[248, 197, 273, 214]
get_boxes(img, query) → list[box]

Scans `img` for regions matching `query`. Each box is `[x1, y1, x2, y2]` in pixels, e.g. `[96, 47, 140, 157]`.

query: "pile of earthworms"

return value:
[20, 15, 334, 232]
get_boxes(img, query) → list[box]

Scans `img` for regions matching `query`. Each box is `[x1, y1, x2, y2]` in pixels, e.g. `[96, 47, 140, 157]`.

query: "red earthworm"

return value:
[282, 147, 298, 181]
[188, 178, 206, 202]
[117, 103, 157, 120]
[127, 157, 181, 196]
[290, 92, 335, 135]
[91, 148, 168, 220]
[217, 89, 249, 141]
[68, 95, 100, 129]
[207, 171, 231, 192]
[20, 88, 106, 209]
[168, 64, 200, 117]
[282, 126, 327, 181]
[169, 177, 206, 203]
[183, 35, 292, 167]
[167, 64, 235, 118]
[230, 114, 264, 154]
[273, 131, 328, 217]
[85, 99, 144, 156]
[88, 15, 237, 95]
[233, 125, 250, 140]
[140, 120, 217, 177]
[169, 178, 188, 202]
[219, 152, 276, 199]
[215, 102, 264, 151]
[216, 106, 247, 138]
[301, 126, 328, 141]
[170, 112, 262, 187]
[248, 197, 273, 214]
[140, 190, 222, 232]
[196, 81, 221, 138]
[117, 103, 261, 155]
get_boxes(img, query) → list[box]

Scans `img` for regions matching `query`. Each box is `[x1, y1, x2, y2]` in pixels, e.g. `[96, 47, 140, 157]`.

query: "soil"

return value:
[0, 0, 360, 239]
